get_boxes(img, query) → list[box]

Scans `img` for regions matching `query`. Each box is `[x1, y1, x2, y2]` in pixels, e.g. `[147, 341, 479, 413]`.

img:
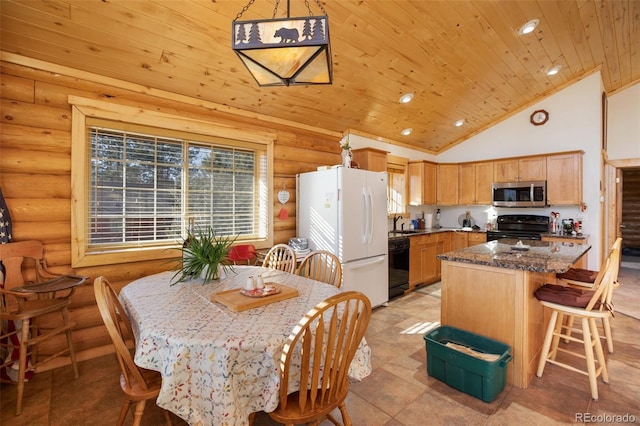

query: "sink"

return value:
[390, 230, 421, 234]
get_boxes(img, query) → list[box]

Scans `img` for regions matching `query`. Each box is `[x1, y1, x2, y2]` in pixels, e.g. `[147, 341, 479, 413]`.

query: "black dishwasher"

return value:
[388, 237, 410, 298]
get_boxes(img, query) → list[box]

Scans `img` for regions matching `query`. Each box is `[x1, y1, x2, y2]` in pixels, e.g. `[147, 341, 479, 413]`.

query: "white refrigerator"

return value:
[297, 167, 389, 307]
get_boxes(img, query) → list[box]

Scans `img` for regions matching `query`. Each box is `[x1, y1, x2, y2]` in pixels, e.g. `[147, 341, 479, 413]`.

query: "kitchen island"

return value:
[437, 239, 590, 389]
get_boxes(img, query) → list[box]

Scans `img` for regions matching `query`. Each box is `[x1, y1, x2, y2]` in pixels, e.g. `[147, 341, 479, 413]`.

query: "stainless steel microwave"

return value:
[492, 181, 547, 207]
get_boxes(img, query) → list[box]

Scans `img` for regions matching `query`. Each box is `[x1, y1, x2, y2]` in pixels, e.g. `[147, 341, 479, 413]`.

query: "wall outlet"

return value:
[577, 213, 587, 222]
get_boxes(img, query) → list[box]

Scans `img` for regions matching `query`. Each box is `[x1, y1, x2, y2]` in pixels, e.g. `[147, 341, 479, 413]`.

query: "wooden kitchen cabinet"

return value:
[450, 231, 468, 251]
[409, 233, 446, 290]
[493, 156, 546, 182]
[468, 232, 487, 246]
[408, 161, 437, 205]
[546, 152, 582, 205]
[458, 162, 494, 205]
[437, 164, 459, 205]
[458, 163, 475, 205]
[351, 148, 388, 172]
[450, 231, 486, 251]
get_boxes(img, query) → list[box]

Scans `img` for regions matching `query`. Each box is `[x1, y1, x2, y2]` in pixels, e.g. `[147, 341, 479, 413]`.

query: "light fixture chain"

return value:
[234, 0, 256, 20]
[311, 0, 327, 15]
[272, 0, 281, 19]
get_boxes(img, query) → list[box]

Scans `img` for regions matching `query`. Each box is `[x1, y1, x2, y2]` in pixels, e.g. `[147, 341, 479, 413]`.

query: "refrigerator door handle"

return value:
[345, 255, 385, 270]
[361, 188, 368, 244]
[366, 188, 374, 244]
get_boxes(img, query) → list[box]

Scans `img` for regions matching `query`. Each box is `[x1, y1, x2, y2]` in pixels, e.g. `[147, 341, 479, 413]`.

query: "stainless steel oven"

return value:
[388, 237, 410, 299]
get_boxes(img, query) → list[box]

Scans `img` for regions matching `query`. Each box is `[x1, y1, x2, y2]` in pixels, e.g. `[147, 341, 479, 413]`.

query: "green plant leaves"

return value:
[170, 225, 237, 285]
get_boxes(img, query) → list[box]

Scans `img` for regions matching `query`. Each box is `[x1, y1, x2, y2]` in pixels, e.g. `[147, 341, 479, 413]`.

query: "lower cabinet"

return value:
[407, 231, 487, 292]
[450, 232, 468, 251]
[468, 232, 487, 246]
[409, 233, 447, 290]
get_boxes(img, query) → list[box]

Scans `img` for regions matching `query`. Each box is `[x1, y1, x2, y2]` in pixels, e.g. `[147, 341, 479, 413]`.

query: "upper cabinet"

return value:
[405, 151, 583, 207]
[351, 148, 388, 172]
[458, 162, 494, 205]
[437, 164, 459, 205]
[408, 161, 437, 205]
[494, 156, 546, 182]
[546, 152, 582, 205]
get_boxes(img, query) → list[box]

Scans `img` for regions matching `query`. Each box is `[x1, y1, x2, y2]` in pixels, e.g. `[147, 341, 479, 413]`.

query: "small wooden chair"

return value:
[535, 254, 618, 400]
[262, 244, 297, 273]
[297, 250, 343, 288]
[93, 276, 172, 426]
[0, 240, 85, 415]
[267, 291, 371, 425]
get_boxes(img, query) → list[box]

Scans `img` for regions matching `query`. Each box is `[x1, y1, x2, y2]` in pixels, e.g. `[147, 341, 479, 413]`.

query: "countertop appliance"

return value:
[486, 214, 550, 241]
[388, 237, 410, 299]
[297, 168, 389, 307]
[492, 181, 547, 208]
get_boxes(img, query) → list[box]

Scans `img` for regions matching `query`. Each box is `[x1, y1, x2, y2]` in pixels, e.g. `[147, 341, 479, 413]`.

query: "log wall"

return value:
[622, 169, 640, 250]
[0, 60, 341, 369]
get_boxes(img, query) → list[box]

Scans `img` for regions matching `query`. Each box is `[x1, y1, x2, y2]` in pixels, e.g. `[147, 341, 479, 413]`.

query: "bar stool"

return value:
[556, 238, 622, 353]
[535, 255, 617, 400]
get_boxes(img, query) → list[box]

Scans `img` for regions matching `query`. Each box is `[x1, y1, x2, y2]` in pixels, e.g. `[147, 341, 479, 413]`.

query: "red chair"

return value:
[228, 244, 256, 265]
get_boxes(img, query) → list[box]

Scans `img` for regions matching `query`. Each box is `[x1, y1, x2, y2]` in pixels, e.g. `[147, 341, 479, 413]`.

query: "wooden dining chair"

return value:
[535, 254, 617, 400]
[262, 243, 297, 273]
[557, 237, 622, 353]
[0, 240, 84, 415]
[93, 276, 172, 426]
[297, 250, 343, 288]
[266, 291, 371, 426]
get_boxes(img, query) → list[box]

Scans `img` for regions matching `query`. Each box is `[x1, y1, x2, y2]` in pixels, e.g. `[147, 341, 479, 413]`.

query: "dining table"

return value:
[118, 266, 372, 426]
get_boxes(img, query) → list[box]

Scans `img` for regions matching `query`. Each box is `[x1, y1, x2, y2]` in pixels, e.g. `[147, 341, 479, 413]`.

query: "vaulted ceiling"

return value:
[1, 0, 638, 153]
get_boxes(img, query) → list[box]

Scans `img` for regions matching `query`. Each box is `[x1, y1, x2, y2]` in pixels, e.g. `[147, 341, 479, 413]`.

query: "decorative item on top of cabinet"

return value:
[351, 148, 388, 172]
[408, 161, 437, 206]
[493, 156, 546, 183]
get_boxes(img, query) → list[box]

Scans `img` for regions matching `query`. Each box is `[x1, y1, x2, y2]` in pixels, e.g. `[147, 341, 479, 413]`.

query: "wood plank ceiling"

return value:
[1, 0, 638, 154]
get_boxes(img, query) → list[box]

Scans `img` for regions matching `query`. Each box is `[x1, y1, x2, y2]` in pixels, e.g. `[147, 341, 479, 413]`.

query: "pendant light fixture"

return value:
[232, 0, 332, 87]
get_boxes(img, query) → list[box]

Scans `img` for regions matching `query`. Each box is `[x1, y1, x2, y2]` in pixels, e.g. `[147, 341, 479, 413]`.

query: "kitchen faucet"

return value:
[393, 215, 401, 232]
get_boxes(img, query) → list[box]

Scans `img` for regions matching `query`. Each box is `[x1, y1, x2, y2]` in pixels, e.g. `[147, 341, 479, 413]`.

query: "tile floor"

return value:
[2, 283, 639, 425]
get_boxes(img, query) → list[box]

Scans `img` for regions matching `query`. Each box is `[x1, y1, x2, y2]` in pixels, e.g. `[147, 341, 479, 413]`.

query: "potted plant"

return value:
[171, 225, 237, 285]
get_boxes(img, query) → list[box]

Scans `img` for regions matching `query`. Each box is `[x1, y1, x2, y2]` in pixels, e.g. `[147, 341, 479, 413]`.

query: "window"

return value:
[387, 154, 408, 215]
[71, 97, 274, 267]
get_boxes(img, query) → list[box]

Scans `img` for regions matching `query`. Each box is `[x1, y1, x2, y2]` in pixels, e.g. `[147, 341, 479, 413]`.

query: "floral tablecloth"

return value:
[119, 266, 372, 426]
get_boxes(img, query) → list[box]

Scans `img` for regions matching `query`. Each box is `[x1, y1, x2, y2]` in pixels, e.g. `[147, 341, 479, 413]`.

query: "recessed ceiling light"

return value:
[399, 93, 414, 104]
[454, 119, 465, 127]
[518, 19, 539, 35]
[401, 128, 413, 136]
[546, 65, 562, 76]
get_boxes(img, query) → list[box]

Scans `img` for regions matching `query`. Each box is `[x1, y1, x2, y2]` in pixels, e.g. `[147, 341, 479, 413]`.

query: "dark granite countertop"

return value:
[388, 228, 485, 239]
[540, 233, 590, 241]
[437, 238, 591, 273]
